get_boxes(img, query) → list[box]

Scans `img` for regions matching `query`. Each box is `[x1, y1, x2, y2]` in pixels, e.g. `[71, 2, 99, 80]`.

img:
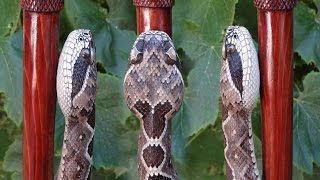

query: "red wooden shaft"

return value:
[22, 0, 63, 179]
[136, 7, 172, 37]
[257, 10, 294, 180]
[133, 0, 174, 36]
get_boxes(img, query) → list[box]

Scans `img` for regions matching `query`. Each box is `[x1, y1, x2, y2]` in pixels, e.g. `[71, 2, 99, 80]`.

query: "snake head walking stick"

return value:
[220, 26, 260, 180]
[124, 31, 184, 180]
[56, 29, 97, 180]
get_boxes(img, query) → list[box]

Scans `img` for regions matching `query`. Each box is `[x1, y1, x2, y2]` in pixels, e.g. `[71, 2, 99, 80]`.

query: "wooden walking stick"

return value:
[253, 0, 296, 179]
[21, 0, 63, 179]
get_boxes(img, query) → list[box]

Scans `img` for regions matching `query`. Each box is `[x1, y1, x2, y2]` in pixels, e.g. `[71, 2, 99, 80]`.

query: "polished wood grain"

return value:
[22, 11, 60, 180]
[257, 10, 294, 180]
[134, 0, 173, 37]
[136, 7, 172, 37]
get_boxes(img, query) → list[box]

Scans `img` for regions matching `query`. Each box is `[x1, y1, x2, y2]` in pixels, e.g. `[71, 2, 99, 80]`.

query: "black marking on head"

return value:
[148, 175, 171, 180]
[71, 55, 90, 99]
[226, 43, 243, 98]
[133, 100, 172, 138]
[143, 145, 165, 167]
[133, 100, 152, 117]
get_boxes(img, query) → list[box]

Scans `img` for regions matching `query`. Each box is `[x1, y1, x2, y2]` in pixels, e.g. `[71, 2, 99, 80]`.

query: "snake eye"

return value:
[164, 43, 176, 65]
[80, 48, 92, 64]
[233, 34, 238, 39]
[164, 54, 176, 65]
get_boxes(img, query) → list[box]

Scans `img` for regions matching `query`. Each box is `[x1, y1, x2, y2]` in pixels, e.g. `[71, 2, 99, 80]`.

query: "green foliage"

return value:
[0, 0, 319, 179]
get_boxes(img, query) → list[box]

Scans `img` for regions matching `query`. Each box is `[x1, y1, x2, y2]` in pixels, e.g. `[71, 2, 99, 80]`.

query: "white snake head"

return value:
[221, 26, 260, 110]
[57, 29, 97, 118]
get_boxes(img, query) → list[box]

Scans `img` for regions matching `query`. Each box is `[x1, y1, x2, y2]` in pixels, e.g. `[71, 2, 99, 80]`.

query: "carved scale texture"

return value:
[124, 31, 183, 180]
[21, 0, 64, 12]
[220, 26, 260, 180]
[133, 0, 175, 7]
[56, 29, 97, 180]
[253, 0, 296, 10]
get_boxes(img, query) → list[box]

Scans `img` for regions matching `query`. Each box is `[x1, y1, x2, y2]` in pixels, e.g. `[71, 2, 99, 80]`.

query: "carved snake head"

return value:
[221, 26, 260, 110]
[129, 31, 180, 68]
[124, 30, 184, 120]
[57, 29, 97, 118]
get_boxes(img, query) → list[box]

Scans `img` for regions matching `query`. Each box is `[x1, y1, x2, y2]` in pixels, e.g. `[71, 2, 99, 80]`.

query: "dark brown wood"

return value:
[136, 7, 172, 37]
[22, 0, 63, 179]
[254, 0, 296, 179]
[134, 0, 174, 36]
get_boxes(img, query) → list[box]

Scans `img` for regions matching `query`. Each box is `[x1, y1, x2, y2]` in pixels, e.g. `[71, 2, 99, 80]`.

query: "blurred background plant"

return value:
[0, 0, 319, 179]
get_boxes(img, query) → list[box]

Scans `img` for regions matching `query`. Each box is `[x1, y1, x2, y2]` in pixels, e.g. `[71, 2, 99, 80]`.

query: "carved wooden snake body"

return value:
[124, 31, 184, 180]
[220, 26, 261, 180]
[56, 29, 97, 180]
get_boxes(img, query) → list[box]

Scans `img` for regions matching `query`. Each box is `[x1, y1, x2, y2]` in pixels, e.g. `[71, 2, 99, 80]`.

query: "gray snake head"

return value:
[56, 29, 97, 118]
[124, 30, 184, 117]
[221, 26, 260, 111]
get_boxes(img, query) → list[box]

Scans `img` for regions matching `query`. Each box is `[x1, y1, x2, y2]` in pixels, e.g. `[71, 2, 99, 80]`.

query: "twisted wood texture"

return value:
[23, 11, 60, 180]
[21, 0, 64, 12]
[253, 0, 296, 10]
[133, 0, 174, 7]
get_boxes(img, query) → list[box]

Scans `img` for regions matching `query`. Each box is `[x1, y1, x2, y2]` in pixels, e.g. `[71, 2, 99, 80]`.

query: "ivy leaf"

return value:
[0, 31, 23, 125]
[106, 0, 136, 31]
[0, 0, 20, 37]
[233, 0, 258, 41]
[172, 0, 237, 137]
[294, 2, 320, 68]
[293, 72, 320, 173]
[61, 0, 136, 77]
[2, 136, 22, 180]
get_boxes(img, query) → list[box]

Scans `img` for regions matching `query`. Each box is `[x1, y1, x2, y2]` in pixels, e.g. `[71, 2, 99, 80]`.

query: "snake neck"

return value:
[57, 107, 95, 180]
[222, 104, 260, 180]
[138, 115, 179, 180]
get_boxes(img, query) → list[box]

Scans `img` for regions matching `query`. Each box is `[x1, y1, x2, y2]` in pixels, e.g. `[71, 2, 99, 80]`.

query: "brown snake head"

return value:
[124, 30, 184, 119]
[221, 26, 260, 111]
[124, 31, 183, 180]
